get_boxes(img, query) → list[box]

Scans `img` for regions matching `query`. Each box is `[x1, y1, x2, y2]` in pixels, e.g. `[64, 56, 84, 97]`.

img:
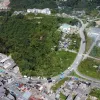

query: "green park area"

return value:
[0, 13, 77, 77]
[78, 58, 100, 79]
[89, 88, 100, 100]
[90, 46, 100, 59]
[51, 77, 69, 92]
[85, 37, 94, 53]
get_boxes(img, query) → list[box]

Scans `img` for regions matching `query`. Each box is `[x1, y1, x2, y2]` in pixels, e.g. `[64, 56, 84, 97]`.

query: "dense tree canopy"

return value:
[0, 14, 77, 76]
[9, 0, 100, 13]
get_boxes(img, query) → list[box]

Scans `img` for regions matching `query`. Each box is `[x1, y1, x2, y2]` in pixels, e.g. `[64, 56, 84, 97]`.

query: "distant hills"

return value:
[9, 0, 100, 12]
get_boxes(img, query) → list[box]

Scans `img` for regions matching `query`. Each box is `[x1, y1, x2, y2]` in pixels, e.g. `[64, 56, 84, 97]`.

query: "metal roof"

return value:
[89, 27, 100, 35]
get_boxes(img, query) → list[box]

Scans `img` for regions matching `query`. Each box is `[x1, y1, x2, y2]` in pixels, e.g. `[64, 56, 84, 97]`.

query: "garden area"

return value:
[78, 58, 100, 79]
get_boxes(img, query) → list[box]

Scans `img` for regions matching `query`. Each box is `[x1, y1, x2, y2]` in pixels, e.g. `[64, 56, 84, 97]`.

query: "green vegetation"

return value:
[78, 58, 100, 79]
[90, 88, 100, 100]
[87, 22, 96, 28]
[70, 71, 80, 78]
[0, 14, 77, 76]
[10, 0, 58, 11]
[85, 37, 94, 53]
[65, 34, 81, 52]
[86, 97, 91, 100]
[84, 30, 94, 53]
[90, 46, 100, 58]
[25, 13, 78, 25]
[51, 77, 69, 92]
[9, 0, 100, 14]
[60, 93, 66, 100]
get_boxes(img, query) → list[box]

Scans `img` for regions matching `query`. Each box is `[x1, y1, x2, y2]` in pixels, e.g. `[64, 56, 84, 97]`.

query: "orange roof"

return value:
[29, 96, 42, 100]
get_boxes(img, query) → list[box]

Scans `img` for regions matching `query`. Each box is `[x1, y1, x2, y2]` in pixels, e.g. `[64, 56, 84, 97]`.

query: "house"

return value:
[3, 59, 16, 69]
[29, 96, 41, 100]
[59, 24, 71, 33]
[88, 27, 100, 38]
[22, 91, 32, 100]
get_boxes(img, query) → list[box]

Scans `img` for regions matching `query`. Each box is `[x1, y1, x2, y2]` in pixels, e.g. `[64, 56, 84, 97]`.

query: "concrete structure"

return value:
[27, 8, 51, 15]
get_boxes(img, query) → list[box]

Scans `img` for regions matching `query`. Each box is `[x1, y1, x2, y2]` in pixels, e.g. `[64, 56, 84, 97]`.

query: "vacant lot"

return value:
[78, 58, 100, 79]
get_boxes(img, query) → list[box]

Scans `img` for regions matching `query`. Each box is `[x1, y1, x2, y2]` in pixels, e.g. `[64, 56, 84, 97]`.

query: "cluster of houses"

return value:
[58, 23, 78, 51]
[27, 8, 51, 15]
[0, 53, 50, 100]
[7, 81, 43, 100]
[55, 78, 91, 100]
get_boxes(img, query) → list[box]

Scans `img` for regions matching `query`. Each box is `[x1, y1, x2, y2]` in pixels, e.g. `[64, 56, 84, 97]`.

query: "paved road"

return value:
[74, 68, 100, 83]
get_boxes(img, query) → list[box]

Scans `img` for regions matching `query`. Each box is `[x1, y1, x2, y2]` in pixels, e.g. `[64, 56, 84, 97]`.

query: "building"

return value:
[0, 53, 7, 62]
[88, 27, 100, 38]
[3, 59, 16, 69]
[27, 8, 51, 15]
[0, 0, 10, 10]
[13, 66, 19, 74]
[29, 96, 41, 100]
[22, 91, 32, 100]
[59, 24, 71, 33]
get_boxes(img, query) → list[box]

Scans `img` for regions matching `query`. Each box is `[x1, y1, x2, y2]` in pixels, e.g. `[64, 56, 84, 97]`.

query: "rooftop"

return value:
[88, 27, 100, 36]
[60, 23, 71, 29]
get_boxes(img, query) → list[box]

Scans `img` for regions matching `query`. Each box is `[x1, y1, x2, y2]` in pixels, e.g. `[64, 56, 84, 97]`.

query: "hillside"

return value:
[0, 14, 77, 76]
[9, 0, 100, 12]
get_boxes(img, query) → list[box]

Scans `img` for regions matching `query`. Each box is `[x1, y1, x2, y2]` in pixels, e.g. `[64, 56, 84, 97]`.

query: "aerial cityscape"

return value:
[0, 0, 100, 100]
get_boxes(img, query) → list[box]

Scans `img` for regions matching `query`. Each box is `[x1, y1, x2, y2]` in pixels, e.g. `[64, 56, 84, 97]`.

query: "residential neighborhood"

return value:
[0, 0, 100, 100]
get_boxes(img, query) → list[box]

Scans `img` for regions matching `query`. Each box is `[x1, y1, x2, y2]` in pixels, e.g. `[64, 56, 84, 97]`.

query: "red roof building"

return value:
[29, 96, 42, 100]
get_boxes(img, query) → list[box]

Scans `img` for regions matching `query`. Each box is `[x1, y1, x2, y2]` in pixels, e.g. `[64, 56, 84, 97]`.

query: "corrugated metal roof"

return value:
[89, 27, 100, 35]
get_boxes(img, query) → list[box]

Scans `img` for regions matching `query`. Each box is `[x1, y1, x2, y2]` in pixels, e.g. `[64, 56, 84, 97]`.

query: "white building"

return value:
[59, 24, 71, 33]
[27, 8, 51, 15]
